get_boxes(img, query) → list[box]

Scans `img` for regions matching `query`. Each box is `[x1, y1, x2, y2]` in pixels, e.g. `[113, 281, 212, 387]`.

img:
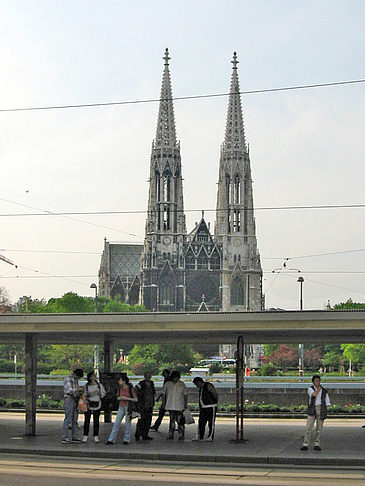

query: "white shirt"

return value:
[307, 386, 331, 406]
[164, 380, 188, 411]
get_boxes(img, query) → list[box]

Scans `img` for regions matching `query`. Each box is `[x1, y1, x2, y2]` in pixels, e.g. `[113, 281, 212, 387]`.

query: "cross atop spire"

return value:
[223, 51, 247, 154]
[154, 48, 177, 148]
[163, 48, 170, 66]
[231, 51, 239, 69]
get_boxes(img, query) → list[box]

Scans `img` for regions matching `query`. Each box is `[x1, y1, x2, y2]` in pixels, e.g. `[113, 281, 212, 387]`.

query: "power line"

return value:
[277, 272, 365, 296]
[0, 203, 364, 218]
[262, 249, 365, 260]
[0, 197, 142, 237]
[0, 79, 364, 113]
[0, 249, 100, 255]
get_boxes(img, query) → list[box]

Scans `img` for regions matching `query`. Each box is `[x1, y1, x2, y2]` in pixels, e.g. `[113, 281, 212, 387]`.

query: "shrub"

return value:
[49, 369, 70, 376]
[260, 364, 278, 376]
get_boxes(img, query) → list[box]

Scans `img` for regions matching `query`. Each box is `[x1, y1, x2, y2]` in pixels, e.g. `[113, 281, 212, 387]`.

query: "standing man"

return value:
[151, 368, 170, 431]
[62, 368, 84, 444]
[135, 371, 155, 441]
[192, 377, 218, 442]
[301, 374, 331, 451]
[163, 370, 188, 441]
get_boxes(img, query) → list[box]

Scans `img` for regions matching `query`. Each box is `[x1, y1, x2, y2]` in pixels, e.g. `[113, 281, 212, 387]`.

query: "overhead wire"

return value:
[0, 202, 364, 218]
[0, 79, 364, 113]
[0, 197, 142, 237]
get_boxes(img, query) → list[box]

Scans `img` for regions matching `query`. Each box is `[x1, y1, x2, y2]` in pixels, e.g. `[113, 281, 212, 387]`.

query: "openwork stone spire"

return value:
[223, 52, 247, 154]
[155, 48, 177, 148]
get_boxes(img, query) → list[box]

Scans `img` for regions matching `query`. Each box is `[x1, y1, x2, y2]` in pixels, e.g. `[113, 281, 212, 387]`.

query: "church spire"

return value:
[223, 51, 247, 154]
[154, 48, 177, 148]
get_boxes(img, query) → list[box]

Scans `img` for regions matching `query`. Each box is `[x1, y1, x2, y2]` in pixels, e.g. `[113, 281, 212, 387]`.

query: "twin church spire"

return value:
[142, 49, 261, 313]
[223, 51, 247, 155]
[154, 48, 177, 149]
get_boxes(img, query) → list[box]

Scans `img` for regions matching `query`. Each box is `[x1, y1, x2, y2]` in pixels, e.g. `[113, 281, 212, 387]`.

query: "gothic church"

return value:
[99, 49, 262, 315]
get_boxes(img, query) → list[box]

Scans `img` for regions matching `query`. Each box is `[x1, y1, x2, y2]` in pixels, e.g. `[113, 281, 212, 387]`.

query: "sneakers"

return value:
[71, 438, 82, 443]
[105, 440, 114, 445]
[61, 438, 70, 444]
[191, 438, 203, 442]
[94, 436, 100, 443]
[142, 436, 154, 441]
[314, 445, 321, 451]
[123, 441, 129, 445]
[82, 435, 88, 443]
[205, 437, 214, 442]
[300, 445, 308, 450]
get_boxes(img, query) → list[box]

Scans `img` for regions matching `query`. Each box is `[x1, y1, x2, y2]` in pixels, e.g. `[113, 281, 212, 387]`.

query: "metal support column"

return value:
[25, 333, 37, 436]
[103, 337, 113, 423]
[231, 335, 247, 442]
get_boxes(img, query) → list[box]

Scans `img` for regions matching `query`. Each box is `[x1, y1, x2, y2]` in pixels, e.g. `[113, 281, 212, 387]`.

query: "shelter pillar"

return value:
[103, 337, 113, 423]
[25, 333, 37, 436]
[103, 337, 112, 373]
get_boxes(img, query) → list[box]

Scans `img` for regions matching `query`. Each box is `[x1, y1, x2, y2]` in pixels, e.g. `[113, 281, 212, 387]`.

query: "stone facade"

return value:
[99, 50, 263, 359]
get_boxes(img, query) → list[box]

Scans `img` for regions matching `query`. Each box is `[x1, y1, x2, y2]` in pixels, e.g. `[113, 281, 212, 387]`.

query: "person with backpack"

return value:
[301, 374, 331, 451]
[105, 373, 137, 445]
[192, 377, 218, 442]
[135, 371, 155, 441]
[82, 371, 106, 443]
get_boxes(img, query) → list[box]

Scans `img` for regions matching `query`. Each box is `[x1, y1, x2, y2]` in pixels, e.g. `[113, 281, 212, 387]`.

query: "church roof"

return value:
[109, 243, 143, 279]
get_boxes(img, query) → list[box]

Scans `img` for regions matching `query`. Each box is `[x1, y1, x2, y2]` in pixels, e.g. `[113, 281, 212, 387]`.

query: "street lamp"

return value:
[90, 283, 98, 313]
[90, 283, 99, 377]
[297, 276, 304, 377]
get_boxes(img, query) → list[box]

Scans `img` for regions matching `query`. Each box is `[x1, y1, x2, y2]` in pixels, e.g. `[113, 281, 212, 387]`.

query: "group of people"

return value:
[62, 369, 330, 451]
[62, 368, 218, 445]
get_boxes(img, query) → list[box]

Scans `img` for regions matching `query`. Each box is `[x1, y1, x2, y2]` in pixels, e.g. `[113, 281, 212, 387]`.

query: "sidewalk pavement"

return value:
[1, 413, 365, 467]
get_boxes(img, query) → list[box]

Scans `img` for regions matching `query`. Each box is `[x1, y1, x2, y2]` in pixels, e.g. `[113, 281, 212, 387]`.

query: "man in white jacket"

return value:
[163, 370, 188, 440]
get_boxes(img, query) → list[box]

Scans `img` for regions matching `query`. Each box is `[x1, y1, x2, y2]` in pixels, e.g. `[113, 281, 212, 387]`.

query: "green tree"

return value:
[128, 344, 199, 375]
[334, 299, 365, 310]
[341, 344, 365, 367]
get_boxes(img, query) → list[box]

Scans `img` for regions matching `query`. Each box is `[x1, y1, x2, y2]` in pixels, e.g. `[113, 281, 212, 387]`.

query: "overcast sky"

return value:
[0, 0, 364, 310]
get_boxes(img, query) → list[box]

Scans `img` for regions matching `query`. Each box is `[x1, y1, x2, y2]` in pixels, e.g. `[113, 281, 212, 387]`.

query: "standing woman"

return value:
[82, 371, 106, 443]
[105, 373, 137, 445]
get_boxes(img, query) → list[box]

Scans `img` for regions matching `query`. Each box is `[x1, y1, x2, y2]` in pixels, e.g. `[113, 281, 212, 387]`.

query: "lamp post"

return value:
[297, 276, 304, 377]
[90, 283, 99, 377]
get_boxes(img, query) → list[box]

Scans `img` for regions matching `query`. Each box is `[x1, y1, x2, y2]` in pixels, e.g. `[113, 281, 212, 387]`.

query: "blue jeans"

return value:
[62, 396, 79, 440]
[107, 405, 131, 443]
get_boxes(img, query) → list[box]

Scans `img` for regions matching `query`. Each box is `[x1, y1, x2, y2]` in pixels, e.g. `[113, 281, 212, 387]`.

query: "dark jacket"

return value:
[199, 382, 218, 408]
[136, 379, 156, 410]
[307, 385, 328, 421]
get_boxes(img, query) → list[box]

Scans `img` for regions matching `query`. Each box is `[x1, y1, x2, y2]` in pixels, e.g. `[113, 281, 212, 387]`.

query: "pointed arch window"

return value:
[197, 249, 208, 269]
[155, 171, 160, 201]
[234, 176, 240, 204]
[210, 250, 220, 270]
[226, 175, 231, 204]
[163, 173, 171, 202]
[233, 209, 241, 232]
[231, 277, 245, 306]
[185, 249, 195, 270]
[160, 284, 174, 305]
[163, 205, 170, 230]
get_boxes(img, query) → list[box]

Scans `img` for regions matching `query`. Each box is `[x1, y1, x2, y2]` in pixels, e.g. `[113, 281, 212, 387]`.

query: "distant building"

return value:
[99, 239, 143, 305]
[99, 50, 263, 361]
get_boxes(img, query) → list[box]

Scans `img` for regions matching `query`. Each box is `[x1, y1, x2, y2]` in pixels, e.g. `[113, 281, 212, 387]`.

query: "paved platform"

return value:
[1, 413, 365, 467]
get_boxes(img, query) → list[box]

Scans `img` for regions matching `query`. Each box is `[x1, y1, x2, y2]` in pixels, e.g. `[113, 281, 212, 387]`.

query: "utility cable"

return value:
[0, 79, 364, 113]
[0, 203, 364, 218]
[0, 197, 142, 237]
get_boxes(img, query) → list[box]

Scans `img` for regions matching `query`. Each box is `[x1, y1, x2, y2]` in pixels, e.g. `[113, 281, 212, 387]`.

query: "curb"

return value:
[0, 446, 364, 467]
[1, 409, 365, 419]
